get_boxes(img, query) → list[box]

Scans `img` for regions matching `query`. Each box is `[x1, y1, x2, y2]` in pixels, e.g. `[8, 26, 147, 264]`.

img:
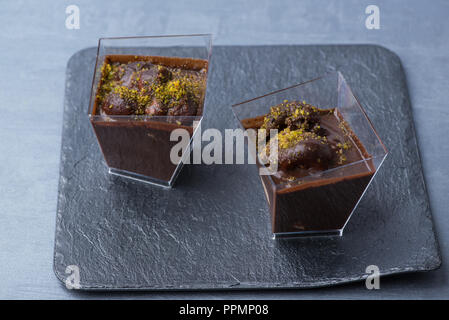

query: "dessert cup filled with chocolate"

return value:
[232, 72, 388, 238]
[88, 35, 212, 187]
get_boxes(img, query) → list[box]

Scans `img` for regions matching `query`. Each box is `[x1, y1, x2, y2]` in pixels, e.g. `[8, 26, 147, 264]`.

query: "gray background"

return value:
[0, 0, 447, 299]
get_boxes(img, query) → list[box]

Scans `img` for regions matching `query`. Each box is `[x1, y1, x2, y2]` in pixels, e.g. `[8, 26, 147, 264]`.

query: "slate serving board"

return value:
[53, 45, 441, 290]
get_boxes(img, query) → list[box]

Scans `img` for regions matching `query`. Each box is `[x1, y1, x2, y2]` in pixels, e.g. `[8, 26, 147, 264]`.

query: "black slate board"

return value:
[53, 45, 441, 290]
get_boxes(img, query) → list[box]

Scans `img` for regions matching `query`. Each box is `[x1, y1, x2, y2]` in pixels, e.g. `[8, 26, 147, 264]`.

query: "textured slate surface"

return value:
[53, 45, 441, 290]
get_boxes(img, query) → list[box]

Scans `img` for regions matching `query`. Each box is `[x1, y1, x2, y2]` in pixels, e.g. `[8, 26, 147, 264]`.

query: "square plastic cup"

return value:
[232, 72, 388, 238]
[88, 34, 212, 187]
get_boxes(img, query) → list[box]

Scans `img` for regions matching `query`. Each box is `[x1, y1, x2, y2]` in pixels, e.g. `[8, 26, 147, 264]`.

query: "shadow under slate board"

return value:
[54, 45, 440, 290]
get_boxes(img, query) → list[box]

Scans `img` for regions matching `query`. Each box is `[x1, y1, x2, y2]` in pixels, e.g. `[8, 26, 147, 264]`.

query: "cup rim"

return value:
[88, 34, 213, 121]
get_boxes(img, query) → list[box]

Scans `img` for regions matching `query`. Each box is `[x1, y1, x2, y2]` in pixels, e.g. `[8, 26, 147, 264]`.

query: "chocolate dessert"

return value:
[242, 100, 375, 235]
[90, 55, 208, 183]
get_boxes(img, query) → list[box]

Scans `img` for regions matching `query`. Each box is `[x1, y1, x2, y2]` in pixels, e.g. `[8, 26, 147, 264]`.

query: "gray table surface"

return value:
[0, 0, 447, 300]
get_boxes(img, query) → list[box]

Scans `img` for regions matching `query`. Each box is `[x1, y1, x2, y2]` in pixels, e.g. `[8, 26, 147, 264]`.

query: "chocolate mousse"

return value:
[90, 55, 208, 183]
[242, 100, 375, 234]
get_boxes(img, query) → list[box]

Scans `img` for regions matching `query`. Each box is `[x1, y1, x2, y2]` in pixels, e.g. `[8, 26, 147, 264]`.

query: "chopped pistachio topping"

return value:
[260, 100, 354, 171]
[277, 128, 326, 149]
[97, 61, 205, 115]
[153, 76, 201, 106]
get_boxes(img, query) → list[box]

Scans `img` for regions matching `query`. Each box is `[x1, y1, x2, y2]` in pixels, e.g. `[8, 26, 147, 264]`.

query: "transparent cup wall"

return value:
[232, 72, 388, 238]
[88, 35, 212, 187]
